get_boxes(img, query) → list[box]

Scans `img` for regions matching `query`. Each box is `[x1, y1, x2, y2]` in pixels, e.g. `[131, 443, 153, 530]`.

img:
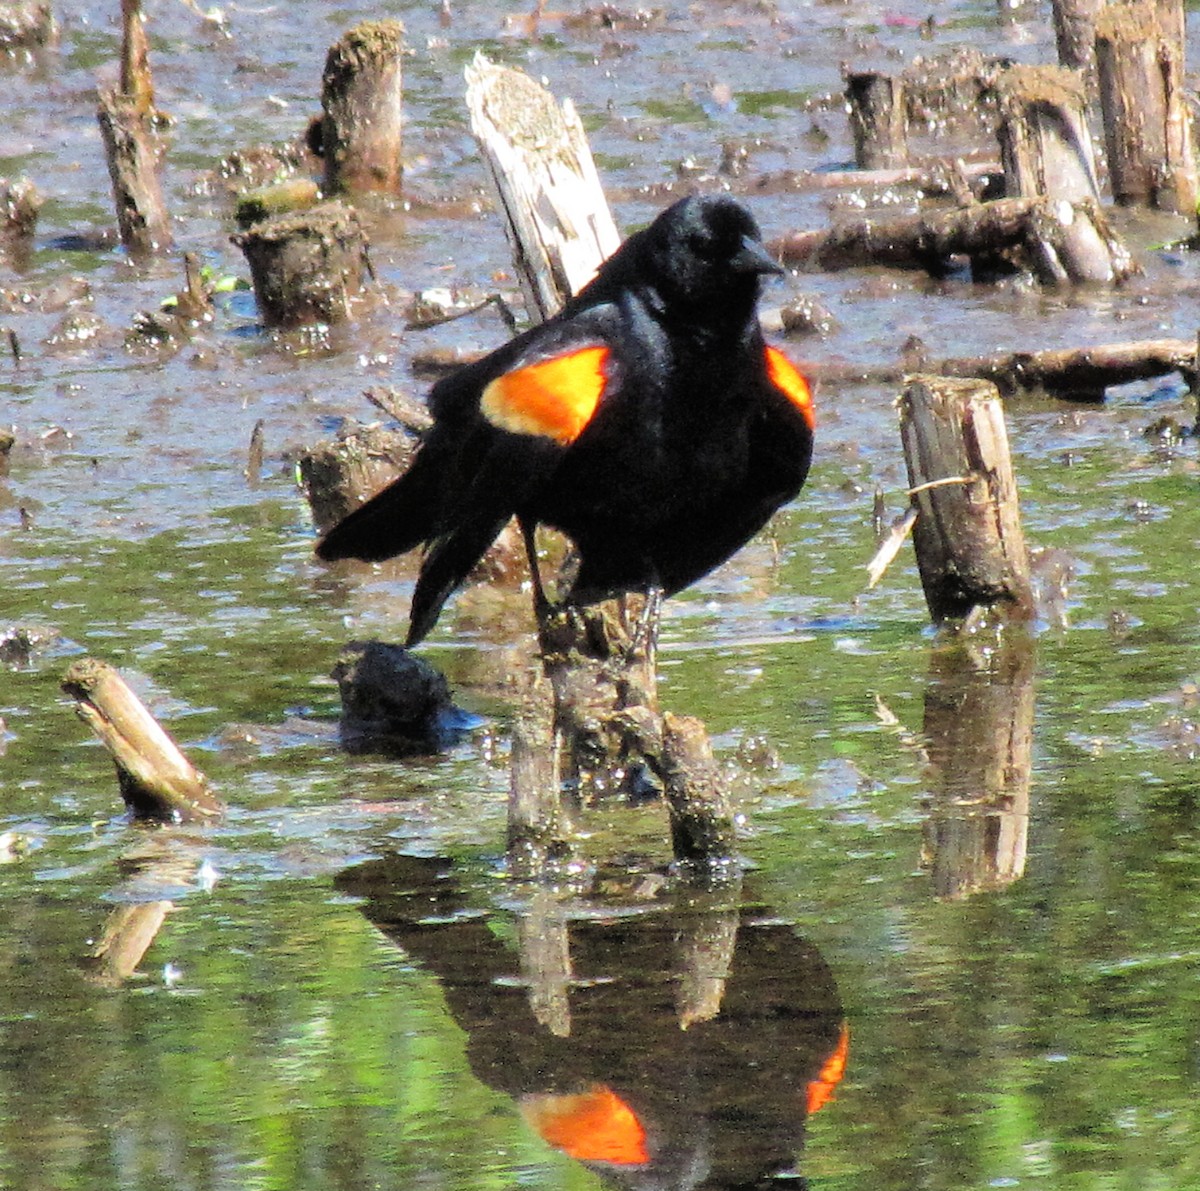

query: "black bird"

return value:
[316, 193, 815, 645]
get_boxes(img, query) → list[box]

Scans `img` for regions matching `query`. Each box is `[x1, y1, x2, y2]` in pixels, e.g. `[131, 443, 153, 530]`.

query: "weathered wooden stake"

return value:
[991, 64, 1130, 283]
[320, 20, 405, 196]
[465, 53, 620, 321]
[1095, 0, 1198, 212]
[232, 201, 370, 327]
[898, 375, 1034, 625]
[844, 70, 909, 170]
[96, 0, 171, 256]
[61, 658, 224, 823]
[1052, 0, 1102, 76]
[993, 65, 1101, 204]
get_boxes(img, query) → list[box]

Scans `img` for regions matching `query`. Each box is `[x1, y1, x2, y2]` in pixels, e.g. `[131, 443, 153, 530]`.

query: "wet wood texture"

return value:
[465, 54, 621, 320]
[60, 658, 224, 823]
[320, 20, 405, 196]
[1095, 0, 1198, 212]
[845, 70, 909, 170]
[899, 375, 1034, 624]
[770, 195, 1135, 285]
[232, 201, 370, 326]
[96, 0, 171, 257]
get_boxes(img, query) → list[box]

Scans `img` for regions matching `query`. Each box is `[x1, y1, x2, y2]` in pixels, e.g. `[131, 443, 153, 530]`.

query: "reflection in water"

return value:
[921, 637, 1035, 899]
[337, 856, 846, 1190]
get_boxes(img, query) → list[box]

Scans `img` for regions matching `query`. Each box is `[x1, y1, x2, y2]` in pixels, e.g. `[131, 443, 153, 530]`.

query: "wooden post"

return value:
[993, 65, 1101, 203]
[463, 58, 737, 866]
[1051, 0, 1103, 74]
[232, 201, 370, 327]
[507, 669, 573, 877]
[320, 20, 405, 196]
[898, 375, 1034, 625]
[61, 658, 224, 823]
[991, 64, 1130, 283]
[465, 53, 620, 321]
[96, 0, 171, 257]
[660, 714, 737, 865]
[921, 637, 1034, 898]
[844, 70, 909, 170]
[1095, 1, 1198, 212]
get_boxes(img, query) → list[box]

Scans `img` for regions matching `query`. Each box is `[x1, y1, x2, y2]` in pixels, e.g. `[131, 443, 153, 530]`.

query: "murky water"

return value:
[5, 1, 1200, 1188]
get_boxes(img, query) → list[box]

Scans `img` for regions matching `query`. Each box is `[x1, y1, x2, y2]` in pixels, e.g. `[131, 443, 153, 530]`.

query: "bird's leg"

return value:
[623, 585, 663, 666]
[521, 518, 552, 622]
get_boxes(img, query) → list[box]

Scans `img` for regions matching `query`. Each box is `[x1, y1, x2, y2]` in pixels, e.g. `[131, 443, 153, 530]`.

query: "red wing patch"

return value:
[765, 345, 815, 429]
[521, 1084, 649, 1166]
[481, 346, 611, 445]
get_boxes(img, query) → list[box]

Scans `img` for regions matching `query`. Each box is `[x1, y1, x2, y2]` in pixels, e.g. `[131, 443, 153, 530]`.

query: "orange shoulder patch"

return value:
[521, 1085, 649, 1166]
[481, 346, 610, 445]
[765, 345, 814, 429]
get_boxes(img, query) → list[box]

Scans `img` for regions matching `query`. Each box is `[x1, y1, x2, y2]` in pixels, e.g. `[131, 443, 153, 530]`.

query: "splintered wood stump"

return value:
[96, 86, 171, 256]
[993, 65, 1101, 203]
[61, 658, 224, 823]
[1095, 1, 1198, 212]
[990, 65, 1128, 283]
[844, 70, 909, 170]
[320, 20, 405, 196]
[465, 53, 620, 320]
[921, 637, 1034, 898]
[899, 376, 1034, 625]
[233, 201, 370, 326]
[298, 416, 426, 533]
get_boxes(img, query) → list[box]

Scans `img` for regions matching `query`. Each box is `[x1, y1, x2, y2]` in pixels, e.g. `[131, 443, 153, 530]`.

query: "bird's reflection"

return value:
[337, 855, 847, 1190]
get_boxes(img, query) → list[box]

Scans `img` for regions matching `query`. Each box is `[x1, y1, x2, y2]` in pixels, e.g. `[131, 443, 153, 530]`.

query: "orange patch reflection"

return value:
[522, 1084, 649, 1166]
[806, 1019, 850, 1114]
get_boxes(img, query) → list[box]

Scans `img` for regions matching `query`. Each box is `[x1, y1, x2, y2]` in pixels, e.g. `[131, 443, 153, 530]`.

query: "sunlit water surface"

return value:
[4, 1, 1200, 1188]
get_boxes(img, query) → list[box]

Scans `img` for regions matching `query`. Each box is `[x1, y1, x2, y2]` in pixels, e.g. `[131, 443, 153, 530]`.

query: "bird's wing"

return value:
[406, 333, 620, 643]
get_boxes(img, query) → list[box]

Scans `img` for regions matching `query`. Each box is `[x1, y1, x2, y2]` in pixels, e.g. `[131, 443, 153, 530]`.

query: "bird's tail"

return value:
[406, 515, 512, 645]
[315, 463, 441, 564]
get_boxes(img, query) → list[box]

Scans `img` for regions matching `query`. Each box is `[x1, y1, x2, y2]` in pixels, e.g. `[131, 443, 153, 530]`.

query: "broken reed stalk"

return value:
[61, 658, 224, 823]
[898, 375, 1034, 625]
[1095, 0, 1198, 213]
[96, 0, 171, 256]
[659, 714, 737, 865]
[320, 20, 405, 196]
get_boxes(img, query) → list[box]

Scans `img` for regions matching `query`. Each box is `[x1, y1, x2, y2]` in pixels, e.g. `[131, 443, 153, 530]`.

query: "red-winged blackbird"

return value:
[316, 193, 815, 645]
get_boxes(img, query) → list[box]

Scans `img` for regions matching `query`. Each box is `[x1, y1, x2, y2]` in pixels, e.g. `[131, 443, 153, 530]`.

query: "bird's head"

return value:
[640, 193, 783, 316]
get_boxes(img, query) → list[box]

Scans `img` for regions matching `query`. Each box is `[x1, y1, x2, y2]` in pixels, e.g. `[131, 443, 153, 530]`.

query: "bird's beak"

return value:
[731, 235, 785, 277]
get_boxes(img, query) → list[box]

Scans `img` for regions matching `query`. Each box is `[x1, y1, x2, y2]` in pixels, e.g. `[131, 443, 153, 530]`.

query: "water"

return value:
[4, 0, 1200, 1187]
